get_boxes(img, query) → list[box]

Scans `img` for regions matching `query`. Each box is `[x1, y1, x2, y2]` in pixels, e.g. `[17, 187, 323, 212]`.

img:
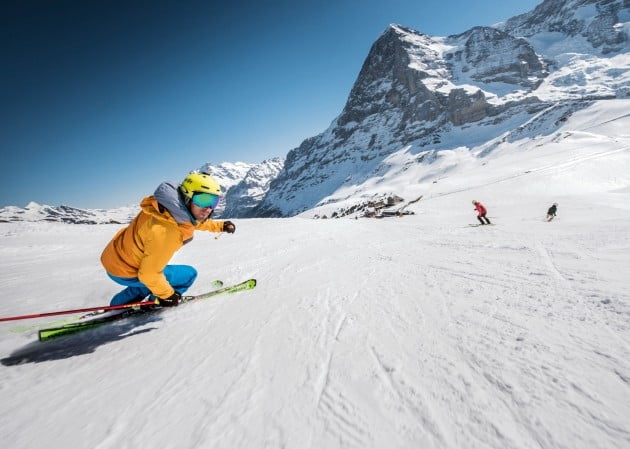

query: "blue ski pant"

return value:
[107, 265, 197, 306]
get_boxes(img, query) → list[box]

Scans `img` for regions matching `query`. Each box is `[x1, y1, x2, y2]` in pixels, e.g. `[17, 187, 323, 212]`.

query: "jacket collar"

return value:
[149, 182, 198, 225]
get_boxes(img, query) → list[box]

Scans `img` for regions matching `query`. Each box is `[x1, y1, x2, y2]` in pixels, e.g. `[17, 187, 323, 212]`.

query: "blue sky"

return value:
[1, 0, 540, 208]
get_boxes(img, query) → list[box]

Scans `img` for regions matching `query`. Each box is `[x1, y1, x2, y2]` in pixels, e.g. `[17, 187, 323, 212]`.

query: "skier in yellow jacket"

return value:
[101, 171, 235, 307]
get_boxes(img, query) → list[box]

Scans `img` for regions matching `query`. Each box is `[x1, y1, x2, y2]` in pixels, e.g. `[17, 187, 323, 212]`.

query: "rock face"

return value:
[447, 26, 546, 89]
[245, 0, 628, 217]
[500, 0, 629, 54]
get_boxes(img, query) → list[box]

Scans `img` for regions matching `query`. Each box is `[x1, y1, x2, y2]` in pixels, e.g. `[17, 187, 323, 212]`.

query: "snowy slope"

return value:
[1, 103, 629, 449]
[305, 99, 630, 219]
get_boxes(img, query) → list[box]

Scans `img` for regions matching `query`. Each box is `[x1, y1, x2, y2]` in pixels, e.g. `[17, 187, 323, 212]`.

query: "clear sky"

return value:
[1, 0, 541, 208]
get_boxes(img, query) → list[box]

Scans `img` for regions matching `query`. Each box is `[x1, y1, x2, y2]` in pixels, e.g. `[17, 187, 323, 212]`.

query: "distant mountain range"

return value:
[2, 0, 628, 223]
[0, 159, 284, 224]
[0, 202, 138, 224]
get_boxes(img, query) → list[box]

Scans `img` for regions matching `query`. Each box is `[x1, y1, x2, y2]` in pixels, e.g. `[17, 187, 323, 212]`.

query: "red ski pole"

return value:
[0, 299, 159, 322]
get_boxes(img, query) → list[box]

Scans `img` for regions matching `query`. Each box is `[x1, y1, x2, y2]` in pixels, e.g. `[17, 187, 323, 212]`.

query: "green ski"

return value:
[6, 280, 225, 335]
[38, 279, 256, 342]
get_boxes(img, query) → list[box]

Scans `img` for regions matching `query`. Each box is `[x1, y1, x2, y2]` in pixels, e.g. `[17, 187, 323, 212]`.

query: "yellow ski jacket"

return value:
[101, 187, 224, 299]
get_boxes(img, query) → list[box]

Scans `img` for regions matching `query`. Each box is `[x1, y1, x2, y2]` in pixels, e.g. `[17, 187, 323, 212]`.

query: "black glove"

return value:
[158, 291, 181, 307]
[223, 220, 236, 234]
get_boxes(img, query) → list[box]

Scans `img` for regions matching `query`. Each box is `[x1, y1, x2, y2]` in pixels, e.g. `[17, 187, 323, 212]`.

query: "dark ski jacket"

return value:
[547, 205, 557, 216]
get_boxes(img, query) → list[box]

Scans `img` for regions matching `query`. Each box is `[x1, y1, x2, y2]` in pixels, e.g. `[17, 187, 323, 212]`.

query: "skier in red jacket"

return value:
[472, 200, 491, 225]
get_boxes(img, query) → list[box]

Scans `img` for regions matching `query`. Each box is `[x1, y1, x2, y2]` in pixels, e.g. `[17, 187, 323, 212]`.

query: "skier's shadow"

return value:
[1, 313, 163, 366]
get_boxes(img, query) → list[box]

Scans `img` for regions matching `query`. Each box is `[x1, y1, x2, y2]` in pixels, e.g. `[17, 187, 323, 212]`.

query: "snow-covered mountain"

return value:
[0, 202, 138, 224]
[220, 157, 285, 218]
[197, 160, 284, 218]
[247, 0, 629, 217]
[3, 0, 627, 222]
[500, 0, 629, 55]
[196, 161, 256, 217]
[197, 161, 255, 192]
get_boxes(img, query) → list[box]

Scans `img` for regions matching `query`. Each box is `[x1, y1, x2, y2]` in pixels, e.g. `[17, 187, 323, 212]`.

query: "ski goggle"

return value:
[191, 192, 221, 209]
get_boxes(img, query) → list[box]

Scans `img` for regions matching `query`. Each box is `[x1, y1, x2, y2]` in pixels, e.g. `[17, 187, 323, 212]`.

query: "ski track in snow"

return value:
[1, 204, 629, 449]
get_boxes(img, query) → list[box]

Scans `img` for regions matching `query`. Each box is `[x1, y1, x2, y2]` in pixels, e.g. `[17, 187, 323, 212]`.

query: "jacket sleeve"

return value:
[198, 219, 225, 233]
[137, 220, 180, 299]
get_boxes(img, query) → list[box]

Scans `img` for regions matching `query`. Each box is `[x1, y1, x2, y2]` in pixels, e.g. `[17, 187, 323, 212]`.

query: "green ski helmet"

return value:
[472, 199, 478, 204]
[180, 171, 222, 200]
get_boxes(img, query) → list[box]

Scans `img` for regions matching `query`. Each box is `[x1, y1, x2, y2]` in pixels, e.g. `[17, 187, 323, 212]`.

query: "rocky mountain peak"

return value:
[501, 0, 628, 54]
[197, 161, 255, 192]
[220, 157, 285, 218]
[338, 24, 442, 129]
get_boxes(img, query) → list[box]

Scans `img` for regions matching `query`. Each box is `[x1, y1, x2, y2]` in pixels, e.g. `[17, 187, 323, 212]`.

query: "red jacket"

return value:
[474, 202, 487, 215]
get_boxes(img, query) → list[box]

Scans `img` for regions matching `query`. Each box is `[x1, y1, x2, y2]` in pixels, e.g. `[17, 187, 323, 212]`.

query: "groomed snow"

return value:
[1, 101, 629, 448]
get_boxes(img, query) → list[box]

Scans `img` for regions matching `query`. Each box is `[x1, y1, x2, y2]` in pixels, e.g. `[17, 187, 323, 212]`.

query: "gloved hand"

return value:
[158, 291, 181, 307]
[223, 220, 236, 234]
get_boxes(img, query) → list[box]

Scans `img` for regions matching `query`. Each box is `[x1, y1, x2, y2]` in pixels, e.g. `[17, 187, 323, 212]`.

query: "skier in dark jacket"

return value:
[472, 200, 491, 225]
[546, 203, 558, 221]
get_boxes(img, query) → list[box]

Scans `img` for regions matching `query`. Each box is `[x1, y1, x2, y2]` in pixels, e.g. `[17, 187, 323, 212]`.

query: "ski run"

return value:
[1, 101, 629, 448]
